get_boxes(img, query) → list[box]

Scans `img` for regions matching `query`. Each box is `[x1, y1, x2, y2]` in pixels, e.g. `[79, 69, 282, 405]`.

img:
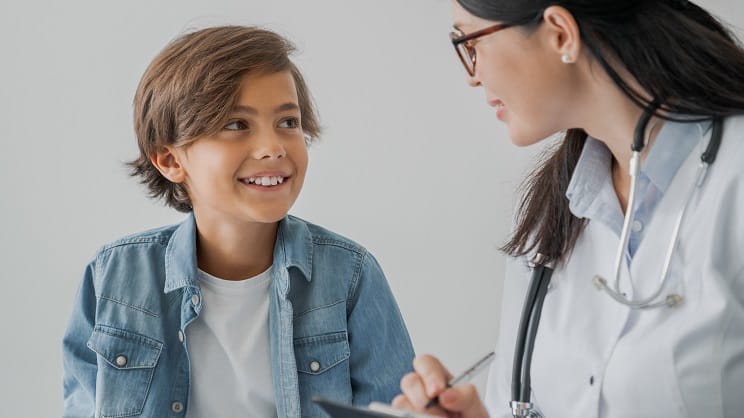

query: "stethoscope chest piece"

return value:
[511, 401, 543, 418]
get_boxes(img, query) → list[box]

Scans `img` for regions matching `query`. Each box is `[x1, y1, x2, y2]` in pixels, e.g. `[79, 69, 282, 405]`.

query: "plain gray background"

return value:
[1, 1, 742, 416]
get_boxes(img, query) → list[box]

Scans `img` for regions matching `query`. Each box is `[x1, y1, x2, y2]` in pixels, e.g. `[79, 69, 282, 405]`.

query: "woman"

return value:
[393, 1, 744, 417]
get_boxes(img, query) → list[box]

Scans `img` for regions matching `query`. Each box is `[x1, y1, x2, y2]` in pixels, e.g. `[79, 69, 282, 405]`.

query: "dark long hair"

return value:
[457, 0, 744, 263]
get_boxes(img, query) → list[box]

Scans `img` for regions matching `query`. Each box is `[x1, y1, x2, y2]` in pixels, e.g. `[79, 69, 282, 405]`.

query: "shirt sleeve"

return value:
[62, 260, 98, 418]
[346, 251, 415, 405]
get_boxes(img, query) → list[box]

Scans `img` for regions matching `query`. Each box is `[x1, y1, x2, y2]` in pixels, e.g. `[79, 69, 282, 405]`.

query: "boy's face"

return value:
[163, 70, 308, 225]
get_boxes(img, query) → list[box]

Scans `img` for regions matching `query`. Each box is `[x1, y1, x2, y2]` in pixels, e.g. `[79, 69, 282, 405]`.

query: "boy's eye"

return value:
[224, 120, 248, 131]
[278, 117, 300, 129]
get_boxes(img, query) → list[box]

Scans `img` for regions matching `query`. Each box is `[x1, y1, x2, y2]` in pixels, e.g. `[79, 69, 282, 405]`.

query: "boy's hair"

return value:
[129, 26, 320, 212]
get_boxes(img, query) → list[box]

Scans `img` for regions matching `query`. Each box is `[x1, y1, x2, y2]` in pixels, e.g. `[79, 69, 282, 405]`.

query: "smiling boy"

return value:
[62, 26, 414, 418]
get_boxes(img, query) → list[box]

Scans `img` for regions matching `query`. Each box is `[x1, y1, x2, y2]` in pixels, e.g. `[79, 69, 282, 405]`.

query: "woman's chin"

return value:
[508, 129, 543, 148]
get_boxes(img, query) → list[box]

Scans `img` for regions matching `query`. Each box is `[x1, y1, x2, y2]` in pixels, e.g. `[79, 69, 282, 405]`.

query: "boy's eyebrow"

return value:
[232, 103, 300, 114]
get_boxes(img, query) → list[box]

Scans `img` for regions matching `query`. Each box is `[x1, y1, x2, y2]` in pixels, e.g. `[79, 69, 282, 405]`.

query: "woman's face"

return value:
[451, 1, 581, 146]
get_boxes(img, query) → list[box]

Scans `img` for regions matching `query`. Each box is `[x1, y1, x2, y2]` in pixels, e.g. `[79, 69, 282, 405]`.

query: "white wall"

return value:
[0, 1, 741, 416]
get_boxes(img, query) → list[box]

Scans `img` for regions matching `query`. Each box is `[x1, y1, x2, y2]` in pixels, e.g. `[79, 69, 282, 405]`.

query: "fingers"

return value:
[392, 394, 414, 410]
[438, 384, 490, 418]
[398, 354, 453, 411]
[412, 354, 453, 398]
[398, 371, 431, 410]
[396, 354, 489, 418]
[392, 394, 449, 417]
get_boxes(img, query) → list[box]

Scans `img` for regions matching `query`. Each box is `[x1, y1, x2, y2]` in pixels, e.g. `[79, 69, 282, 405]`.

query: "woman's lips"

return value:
[488, 99, 506, 120]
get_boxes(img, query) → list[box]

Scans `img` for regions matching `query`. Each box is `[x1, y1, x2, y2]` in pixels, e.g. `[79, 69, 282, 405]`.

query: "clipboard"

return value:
[312, 397, 436, 418]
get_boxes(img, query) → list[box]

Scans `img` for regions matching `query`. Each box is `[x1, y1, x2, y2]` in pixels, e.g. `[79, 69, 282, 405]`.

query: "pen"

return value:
[424, 351, 496, 409]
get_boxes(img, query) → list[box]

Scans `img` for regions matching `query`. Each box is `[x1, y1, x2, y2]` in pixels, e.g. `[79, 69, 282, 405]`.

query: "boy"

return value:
[62, 26, 414, 418]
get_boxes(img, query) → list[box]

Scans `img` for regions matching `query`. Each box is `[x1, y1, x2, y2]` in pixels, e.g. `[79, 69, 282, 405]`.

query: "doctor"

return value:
[393, 1, 744, 417]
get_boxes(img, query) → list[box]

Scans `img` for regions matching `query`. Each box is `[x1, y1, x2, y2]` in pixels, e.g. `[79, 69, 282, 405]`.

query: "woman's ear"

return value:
[150, 145, 186, 183]
[542, 6, 581, 64]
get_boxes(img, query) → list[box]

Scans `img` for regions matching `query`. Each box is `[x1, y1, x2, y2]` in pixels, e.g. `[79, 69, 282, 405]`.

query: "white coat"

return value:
[486, 115, 744, 418]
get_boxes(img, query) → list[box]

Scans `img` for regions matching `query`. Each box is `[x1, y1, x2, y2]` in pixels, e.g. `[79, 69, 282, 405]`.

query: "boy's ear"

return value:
[150, 146, 186, 183]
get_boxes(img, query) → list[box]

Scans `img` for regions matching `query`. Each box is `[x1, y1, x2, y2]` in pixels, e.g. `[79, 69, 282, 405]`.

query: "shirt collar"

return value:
[163, 213, 313, 293]
[272, 215, 314, 290]
[643, 118, 706, 192]
[565, 136, 617, 222]
[566, 118, 707, 221]
[164, 213, 200, 293]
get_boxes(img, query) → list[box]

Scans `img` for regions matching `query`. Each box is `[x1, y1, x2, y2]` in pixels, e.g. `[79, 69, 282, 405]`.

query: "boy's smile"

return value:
[240, 174, 288, 187]
[158, 70, 309, 226]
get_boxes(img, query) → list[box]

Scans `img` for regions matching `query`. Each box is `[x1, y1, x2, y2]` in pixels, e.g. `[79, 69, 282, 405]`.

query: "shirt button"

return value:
[115, 355, 128, 367]
[631, 220, 643, 232]
[171, 401, 184, 413]
[589, 375, 595, 386]
[191, 294, 200, 306]
[178, 330, 184, 342]
[310, 360, 321, 372]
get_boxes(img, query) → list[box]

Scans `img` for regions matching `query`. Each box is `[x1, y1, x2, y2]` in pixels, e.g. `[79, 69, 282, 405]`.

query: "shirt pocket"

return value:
[87, 324, 163, 418]
[295, 331, 350, 375]
[294, 331, 352, 416]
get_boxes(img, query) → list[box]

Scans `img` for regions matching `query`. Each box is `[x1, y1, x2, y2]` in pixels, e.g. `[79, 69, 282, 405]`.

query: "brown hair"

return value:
[128, 26, 321, 212]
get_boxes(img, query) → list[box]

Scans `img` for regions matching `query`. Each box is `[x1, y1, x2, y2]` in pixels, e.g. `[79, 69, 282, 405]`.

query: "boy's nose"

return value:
[253, 134, 286, 159]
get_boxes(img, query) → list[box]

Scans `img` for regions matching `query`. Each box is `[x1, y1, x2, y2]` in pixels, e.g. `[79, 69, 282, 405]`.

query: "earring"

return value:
[561, 54, 572, 64]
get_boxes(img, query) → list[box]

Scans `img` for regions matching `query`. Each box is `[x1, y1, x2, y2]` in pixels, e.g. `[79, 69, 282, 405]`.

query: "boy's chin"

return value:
[250, 214, 288, 224]
[195, 201, 293, 224]
[242, 207, 292, 224]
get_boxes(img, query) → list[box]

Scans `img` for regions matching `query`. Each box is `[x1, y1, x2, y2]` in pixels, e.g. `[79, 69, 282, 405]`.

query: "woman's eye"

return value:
[224, 120, 248, 131]
[279, 117, 300, 129]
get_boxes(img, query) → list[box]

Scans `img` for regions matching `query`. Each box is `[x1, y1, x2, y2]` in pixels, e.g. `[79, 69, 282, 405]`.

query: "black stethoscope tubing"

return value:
[511, 259, 553, 410]
[510, 115, 724, 417]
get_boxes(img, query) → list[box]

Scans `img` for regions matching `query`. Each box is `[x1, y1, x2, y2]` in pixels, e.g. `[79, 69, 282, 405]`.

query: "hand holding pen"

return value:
[423, 351, 495, 409]
[392, 352, 494, 418]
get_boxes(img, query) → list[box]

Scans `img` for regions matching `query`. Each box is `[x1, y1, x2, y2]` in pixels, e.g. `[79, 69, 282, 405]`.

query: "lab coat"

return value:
[486, 115, 744, 418]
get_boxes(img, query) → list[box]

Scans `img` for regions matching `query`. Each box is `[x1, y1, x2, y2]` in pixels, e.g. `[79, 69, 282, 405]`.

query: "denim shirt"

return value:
[62, 213, 415, 418]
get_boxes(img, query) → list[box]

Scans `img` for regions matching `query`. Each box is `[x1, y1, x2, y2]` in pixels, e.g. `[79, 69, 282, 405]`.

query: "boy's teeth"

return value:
[247, 176, 284, 186]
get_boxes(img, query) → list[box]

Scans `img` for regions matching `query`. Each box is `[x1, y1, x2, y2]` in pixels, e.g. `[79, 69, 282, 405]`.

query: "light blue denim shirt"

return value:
[62, 213, 414, 418]
[566, 118, 706, 259]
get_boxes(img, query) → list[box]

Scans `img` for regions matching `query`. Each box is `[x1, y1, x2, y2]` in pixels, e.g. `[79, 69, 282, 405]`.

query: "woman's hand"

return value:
[392, 354, 490, 418]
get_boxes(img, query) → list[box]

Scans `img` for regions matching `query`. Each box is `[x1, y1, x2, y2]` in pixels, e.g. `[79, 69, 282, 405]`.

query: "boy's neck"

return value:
[194, 216, 279, 281]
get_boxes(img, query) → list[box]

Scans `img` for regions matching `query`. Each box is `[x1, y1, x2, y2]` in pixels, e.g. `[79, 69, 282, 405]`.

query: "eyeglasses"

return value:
[450, 23, 512, 76]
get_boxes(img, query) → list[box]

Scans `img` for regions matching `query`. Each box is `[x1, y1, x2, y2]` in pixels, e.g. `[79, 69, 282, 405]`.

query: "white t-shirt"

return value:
[185, 267, 277, 418]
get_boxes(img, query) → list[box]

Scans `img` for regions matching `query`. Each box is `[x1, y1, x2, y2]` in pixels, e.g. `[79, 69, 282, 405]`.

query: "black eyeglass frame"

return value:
[450, 23, 514, 76]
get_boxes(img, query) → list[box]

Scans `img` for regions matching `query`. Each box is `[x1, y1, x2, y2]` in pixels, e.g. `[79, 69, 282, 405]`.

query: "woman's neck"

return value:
[578, 79, 664, 211]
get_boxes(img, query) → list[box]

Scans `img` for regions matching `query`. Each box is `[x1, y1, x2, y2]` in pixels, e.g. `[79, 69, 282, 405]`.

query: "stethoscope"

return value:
[592, 107, 723, 308]
[509, 108, 724, 418]
[510, 254, 554, 418]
